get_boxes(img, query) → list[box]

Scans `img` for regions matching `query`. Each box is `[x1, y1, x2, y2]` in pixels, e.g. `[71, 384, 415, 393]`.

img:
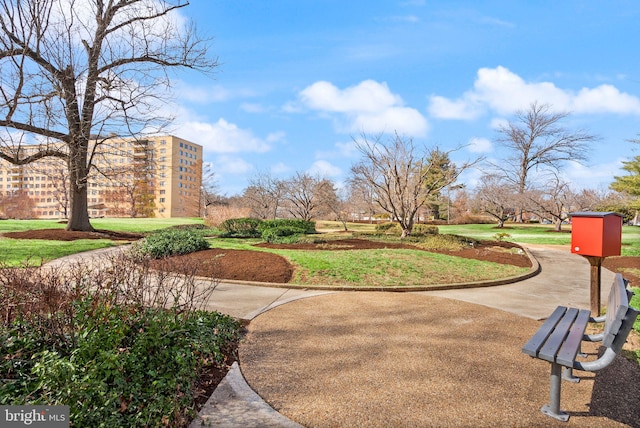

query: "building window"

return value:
[159, 198, 165, 203]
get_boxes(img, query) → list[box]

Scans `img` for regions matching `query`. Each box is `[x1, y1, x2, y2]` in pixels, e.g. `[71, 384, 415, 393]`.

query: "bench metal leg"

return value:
[541, 363, 570, 422]
[562, 366, 580, 383]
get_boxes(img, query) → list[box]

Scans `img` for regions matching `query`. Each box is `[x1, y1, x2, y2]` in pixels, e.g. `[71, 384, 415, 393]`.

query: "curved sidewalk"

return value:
[191, 245, 622, 427]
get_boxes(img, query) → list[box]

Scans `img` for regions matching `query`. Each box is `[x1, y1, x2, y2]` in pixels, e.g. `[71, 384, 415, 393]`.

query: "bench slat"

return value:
[522, 306, 567, 357]
[539, 308, 580, 363]
[556, 309, 590, 366]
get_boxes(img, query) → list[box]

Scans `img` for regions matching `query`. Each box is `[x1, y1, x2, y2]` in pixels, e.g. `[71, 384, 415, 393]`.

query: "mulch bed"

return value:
[2, 228, 143, 241]
[148, 248, 295, 283]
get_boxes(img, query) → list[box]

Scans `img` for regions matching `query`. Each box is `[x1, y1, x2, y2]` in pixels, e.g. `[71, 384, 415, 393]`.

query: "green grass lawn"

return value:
[0, 239, 116, 267]
[279, 248, 527, 287]
[206, 237, 529, 287]
[0, 218, 204, 266]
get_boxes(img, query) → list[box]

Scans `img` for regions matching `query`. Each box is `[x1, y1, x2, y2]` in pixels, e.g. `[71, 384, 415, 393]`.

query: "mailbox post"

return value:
[570, 212, 623, 316]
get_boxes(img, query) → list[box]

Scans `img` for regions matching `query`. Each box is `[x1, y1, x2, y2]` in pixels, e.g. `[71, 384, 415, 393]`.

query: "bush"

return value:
[411, 224, 439, 236]
[257, 219, 316, 243]
[261, 226, 306, 243]
[413, 234, 478, 251]
[375, 222, 401, 235]
[0, 252, 243, 427]
[219, 217, 263, 238]
[258, 219, 316, 234]
[135, 229, 210, 258]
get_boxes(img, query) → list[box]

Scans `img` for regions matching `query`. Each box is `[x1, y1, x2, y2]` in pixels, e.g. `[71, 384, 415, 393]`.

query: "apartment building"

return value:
[0, 135, 203, 219]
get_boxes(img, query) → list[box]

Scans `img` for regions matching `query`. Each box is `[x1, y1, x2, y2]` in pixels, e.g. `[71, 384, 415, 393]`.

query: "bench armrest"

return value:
[573, 347, 617, 372]
[583, 332, 603, 342]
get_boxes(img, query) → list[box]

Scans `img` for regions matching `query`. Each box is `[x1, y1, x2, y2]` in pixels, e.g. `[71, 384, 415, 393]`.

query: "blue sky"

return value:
[169, 1, 640, 196]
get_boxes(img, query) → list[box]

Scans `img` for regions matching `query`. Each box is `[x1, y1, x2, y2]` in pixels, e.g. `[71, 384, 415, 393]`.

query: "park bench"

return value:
[522, 273, 639, 421]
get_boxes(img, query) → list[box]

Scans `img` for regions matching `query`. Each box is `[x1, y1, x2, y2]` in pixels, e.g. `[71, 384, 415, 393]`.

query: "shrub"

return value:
[167, 223, 213, 232]
[0, 252, 243, 427]
[135, 229, 210, 258]
[413, 234, 478, 251]
[219, 217, 263, 238]
[494, 232, 512, 241]
[258, 219, 316, 234]
[257, 219, 316, 243]
[411, 224, 439, 236]
[261, 226, 306, 243]
[375, 222, 401, 235]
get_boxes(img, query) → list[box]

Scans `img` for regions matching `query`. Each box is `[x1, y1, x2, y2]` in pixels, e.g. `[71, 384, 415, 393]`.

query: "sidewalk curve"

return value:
[191, 245, 629, 428]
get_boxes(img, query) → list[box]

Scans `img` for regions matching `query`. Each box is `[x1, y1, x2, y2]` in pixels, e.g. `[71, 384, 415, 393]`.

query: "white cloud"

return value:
[489, 117, 509, 129]
[266, 131, 286, 143]
[467, 137, 493, 153]
[271, 162, 291, 175]
[563, 159, 624, 190]
[428, 95, 482, 120]
[428, 66, 640, 120]
[297, 80, 429, 137]
[307, 160, 342, 178]
[213, 155, 253, 175]
[300, 80, 400, 113]
[315, 140, 358, 160]
[176, 118, 271, 154]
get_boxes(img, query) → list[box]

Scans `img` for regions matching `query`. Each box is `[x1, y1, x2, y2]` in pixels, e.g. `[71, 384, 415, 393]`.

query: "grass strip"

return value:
[0, 238, 114, 266]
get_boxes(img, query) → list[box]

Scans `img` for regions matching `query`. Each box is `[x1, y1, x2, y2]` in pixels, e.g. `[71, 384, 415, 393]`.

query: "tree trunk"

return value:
[67, 184, 93, 231]
[554, 219, 563, 232]
[66, 144, 94, 232]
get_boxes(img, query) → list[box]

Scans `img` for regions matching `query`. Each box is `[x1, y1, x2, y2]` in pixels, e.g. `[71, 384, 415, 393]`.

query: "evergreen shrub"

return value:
[136, 229, 209, 258]
[219, 217, 263, 238]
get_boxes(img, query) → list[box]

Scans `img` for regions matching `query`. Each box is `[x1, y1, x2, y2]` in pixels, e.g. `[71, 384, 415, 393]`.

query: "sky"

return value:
[167, 0, 640, 196]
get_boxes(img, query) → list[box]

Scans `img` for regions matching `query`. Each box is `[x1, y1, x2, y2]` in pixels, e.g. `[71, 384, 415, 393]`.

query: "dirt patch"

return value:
[2, 228, 143, 241]
[148, 248, 294, 283]
[603, 256, 640, 287]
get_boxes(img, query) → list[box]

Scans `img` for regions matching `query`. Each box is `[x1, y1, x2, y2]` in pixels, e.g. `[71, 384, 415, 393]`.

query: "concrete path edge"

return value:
[188, 362, 303, 428]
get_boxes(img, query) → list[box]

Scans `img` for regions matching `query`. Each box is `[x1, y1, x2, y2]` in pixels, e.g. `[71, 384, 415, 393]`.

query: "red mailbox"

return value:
[570, 212, 622, 257]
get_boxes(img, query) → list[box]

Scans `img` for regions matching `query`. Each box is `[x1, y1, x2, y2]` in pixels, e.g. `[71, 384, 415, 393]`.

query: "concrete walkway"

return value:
[46, 243, 618, 427]
[190, 245, 617, 427]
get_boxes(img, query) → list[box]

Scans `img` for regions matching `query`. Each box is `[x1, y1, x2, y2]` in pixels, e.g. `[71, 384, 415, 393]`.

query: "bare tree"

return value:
[473, 173, 517, 228]
[350, 133, 476, 238]
[322, 184, 350, 231]
[492, 102, 597, 222]
[346, 179, 380, 222]
[32, 162, 70, 218]
[0, 0, 216, 230]
[199, 161, 219, 217]
[524, 173, 575, 231]
[0, 189, 34, 218]
[282, 172, 336, 221]
[243, 172, 284, 219]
